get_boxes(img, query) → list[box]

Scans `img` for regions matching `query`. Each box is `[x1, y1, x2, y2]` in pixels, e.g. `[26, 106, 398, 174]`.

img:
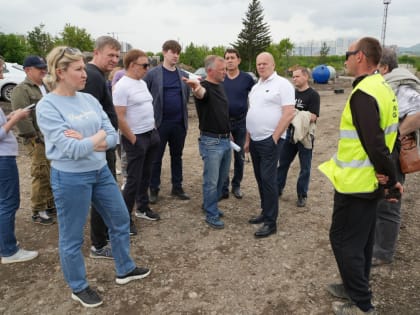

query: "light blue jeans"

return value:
[198, 136, 231, 219]
[51, 165, 136, 292]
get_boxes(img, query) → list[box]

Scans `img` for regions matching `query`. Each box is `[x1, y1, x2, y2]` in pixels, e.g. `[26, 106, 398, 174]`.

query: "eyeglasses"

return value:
[345, 50, 359, 61]
[133, 62, 150, 69]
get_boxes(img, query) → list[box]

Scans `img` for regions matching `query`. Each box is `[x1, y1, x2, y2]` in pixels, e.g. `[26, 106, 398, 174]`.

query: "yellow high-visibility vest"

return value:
[319, 74, 398, 193]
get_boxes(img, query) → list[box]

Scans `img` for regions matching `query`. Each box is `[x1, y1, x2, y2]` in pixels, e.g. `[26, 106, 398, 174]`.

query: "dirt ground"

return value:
[1, 78, 419, 315]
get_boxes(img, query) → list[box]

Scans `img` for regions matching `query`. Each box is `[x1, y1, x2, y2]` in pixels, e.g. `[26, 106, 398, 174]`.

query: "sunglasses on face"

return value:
[345, 50, 359, 61]
[133, 62, 150, 69]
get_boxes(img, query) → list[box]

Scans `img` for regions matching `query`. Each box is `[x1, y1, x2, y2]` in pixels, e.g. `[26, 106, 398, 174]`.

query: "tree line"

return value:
[1, 0, 419, 75]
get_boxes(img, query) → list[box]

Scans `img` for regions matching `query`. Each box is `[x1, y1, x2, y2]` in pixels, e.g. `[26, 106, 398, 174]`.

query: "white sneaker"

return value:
[1, 248, 39, 264]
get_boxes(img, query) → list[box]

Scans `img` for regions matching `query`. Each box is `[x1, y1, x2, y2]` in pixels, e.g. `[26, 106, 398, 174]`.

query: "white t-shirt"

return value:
[247, 72, 295, 141]
[113, 75, 155, 134]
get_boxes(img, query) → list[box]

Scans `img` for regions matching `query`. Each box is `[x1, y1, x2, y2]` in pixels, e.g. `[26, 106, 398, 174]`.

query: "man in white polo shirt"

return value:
[245, 52, 295, 238]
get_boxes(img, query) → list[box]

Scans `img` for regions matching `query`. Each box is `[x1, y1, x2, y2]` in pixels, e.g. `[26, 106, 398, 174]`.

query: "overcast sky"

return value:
[1, 0, 418, 53]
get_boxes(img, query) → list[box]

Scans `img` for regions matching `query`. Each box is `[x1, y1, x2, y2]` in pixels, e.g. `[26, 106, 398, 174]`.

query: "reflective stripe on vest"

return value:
[318, 74, 398, 193]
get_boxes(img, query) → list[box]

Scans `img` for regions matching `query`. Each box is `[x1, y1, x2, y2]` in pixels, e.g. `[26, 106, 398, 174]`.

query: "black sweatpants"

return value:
[329, 191, 378, 311]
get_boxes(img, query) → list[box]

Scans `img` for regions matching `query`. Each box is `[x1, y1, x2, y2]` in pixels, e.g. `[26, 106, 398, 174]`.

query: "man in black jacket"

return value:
[81, 36, 123, 258]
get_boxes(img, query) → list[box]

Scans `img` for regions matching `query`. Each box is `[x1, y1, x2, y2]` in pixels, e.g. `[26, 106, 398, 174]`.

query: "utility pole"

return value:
[381, 0, 391, 46]
[107, 32, 118, 39]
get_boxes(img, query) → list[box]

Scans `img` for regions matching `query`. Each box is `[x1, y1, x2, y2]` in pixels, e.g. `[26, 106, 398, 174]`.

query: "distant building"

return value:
[293, 37, 357, 56]
[118, 41, 133, 61]
[120, 41, 133, 53]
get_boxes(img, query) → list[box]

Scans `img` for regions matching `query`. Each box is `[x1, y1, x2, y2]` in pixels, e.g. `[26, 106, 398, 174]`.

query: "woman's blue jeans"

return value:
[0, 156, 20, 257]
[51, 165, 136, 292]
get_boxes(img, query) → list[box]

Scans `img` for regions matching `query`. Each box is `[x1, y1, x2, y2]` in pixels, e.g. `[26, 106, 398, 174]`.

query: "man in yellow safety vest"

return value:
[319, 37, 403, 315]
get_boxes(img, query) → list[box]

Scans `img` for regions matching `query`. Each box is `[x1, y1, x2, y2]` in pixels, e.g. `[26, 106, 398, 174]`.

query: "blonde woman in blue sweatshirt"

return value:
[36, 47, 150, 308]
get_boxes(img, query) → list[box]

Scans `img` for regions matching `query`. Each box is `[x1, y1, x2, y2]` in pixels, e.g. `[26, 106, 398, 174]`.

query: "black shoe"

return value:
[46, 208, 57, 217]
[254, 224, 277, 238]
[135, 206, 161, 221]
[149, 189, 158, 204]
[129, 220, 138, 236]
[32, 214, 54, 225]
[231, 187, 243, 199]
[171, 187, 190, 200]
[219, 191, 229, 200]
[71, 286, 103, 308]
[248, 214, 264, 224]
[297, 195, 307, 207]
[116, 266, 151, 285]
[326, 283, 351, 300]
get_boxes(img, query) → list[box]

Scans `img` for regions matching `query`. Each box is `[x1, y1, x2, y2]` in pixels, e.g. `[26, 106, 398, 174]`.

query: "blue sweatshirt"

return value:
[36, 92, 117, 172]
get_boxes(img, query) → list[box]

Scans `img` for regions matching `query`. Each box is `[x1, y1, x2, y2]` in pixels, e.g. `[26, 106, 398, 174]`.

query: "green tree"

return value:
[27, 24, 54, 58]
[210, 45, 227, 57]
[232, 0, 271, 71]
[0, 33, 29, 63]
[180, 43, 210, 69]
[56, 24, 94, 52]
[319, 42, 330, 64]
[279, 38, 294, 74]
[267, 38, 294, 75]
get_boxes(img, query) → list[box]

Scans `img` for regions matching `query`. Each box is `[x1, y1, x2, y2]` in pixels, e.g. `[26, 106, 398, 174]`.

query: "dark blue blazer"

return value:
[143, 65, 190, 129]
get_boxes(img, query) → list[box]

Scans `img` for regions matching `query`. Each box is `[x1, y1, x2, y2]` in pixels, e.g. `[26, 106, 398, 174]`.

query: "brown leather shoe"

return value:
[371, 257, 392, 267]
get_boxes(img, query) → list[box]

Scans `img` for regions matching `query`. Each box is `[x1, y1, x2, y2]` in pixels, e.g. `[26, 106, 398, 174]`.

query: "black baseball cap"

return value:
[23, 55, 47, 69]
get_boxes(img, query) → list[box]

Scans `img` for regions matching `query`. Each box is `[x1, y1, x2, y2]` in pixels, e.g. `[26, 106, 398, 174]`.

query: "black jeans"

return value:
[122, 129, 160, 217]
[277, 135, 313, 198]
[330, 191, 378, 311]
[249, 136, 280, 227]
[90, 149, 116, 249]
[150, 121, 186, 191]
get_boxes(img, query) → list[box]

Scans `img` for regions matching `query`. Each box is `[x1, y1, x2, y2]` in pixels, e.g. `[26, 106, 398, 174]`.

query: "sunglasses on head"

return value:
[56, 47, 82, 68]
[58, 47, 81, 60]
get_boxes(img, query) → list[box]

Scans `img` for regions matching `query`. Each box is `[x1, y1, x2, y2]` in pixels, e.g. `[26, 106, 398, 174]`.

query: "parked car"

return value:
[1, 62, 26, 102]
[194, 67, 207, 80]
[246, 71, 258, 83]
[181, 69, 203, 82]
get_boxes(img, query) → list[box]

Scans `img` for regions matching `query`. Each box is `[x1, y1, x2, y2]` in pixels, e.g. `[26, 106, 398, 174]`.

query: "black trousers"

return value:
[122, 129, 160, 217]
[90, 149, 116, 249]
[329, 191, 378, 311]
[150, 121, 187, 191]
[249, 136, 280, 227]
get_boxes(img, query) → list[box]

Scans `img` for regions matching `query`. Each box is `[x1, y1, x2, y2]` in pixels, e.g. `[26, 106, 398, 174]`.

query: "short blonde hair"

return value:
[44, 46, 84, 90]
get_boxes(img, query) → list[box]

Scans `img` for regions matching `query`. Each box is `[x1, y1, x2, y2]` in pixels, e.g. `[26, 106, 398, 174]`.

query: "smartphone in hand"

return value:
[24, 103, 36, 111]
